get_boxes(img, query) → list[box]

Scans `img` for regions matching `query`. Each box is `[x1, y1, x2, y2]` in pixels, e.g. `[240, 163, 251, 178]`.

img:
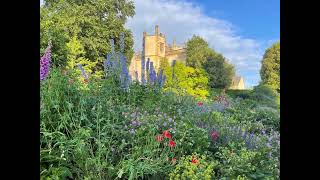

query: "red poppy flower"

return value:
[169, 140, 176, 147]
[156, 135, 163, 142]
[162, 130, 171, 139]
[197, 102, 204, 106]
[191, 158, 198, 164]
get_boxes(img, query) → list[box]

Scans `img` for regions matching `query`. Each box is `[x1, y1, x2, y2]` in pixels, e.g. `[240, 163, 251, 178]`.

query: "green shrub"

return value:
[226, 89, 252, 99]
[163, 61, 209, 99]
[169, 153, 218, 180]
[215, 142, 276, 179]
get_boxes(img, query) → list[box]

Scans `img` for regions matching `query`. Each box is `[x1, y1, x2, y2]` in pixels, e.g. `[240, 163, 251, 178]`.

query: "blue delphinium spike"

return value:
[146, 58, 150, 72]
[150, 61, 154, 74]
[104, 53, 111, 76]
[152, 70, 157, 84]
[141, 56, 146, 85]
[77, 64, 88, 79]
[247, 133, 254, 149]
[121, 53, 127, 75]
[158, 69, 163, 85]
[112, 51, 118, 72]
[149, 61, 154, 84]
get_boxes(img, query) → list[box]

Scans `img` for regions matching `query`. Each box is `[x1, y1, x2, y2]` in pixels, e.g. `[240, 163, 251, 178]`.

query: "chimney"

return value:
[155, 25, 159, 35]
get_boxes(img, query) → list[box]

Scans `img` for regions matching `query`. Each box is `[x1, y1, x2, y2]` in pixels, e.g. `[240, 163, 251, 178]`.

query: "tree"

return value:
[204, 52, 235, 89]
[186, 35, 212, 68]
[260, 42, 280, 91]
[163, 61, 209, 99]
[66, 36, 103, 79]
[40, 0, 135, 72]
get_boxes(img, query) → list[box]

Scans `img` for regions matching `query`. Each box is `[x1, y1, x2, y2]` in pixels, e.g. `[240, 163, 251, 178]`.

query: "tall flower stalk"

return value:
[77, 64, 88, 80]
[40, 44, 52, 81]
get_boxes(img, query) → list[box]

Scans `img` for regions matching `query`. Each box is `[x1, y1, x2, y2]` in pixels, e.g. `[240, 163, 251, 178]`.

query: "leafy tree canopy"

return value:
[204, 52, 235, 89]
[186, 35, 212, 68]
[40, 0, 135, 71]
[185, 35, 235, 89]
[260, 42, 280, 92]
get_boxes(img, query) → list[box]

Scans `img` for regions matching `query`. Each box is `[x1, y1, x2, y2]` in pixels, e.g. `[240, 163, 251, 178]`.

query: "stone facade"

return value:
[129, 25, 186, 81]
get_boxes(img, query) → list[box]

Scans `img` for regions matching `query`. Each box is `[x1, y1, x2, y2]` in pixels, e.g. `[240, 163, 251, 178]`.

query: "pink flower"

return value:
[211, 131, 219, 141]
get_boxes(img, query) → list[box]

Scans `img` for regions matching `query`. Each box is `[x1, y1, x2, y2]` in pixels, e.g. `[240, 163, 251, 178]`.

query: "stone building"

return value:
[229, 76, 245, 90]
[129, 25, 186, 80]
[129, 25, 245, 90]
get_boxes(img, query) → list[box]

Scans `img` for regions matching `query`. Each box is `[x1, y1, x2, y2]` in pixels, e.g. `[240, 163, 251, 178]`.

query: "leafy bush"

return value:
[169, 153, 218, 180]
[163, 61, 209, 99]
[215, 142, 276, 179]
[252, 84, 279, 108]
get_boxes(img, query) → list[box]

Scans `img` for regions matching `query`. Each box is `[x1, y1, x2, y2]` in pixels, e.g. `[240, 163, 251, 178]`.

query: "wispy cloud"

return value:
[126, 0, 275, 88]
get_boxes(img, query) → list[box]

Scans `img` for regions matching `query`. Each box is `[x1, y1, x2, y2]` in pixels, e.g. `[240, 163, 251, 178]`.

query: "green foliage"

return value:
[66, 36, 103, 79]
[169, 153, 218, 180]
[204, 52, 235, 89]
[215, 142, 274, 179]
[252, 84, 280, 108]
[159, 57, 170, 70]
[41, 66, 279, 179]
[40, 0, 135, 69]
[185, 35, 235, 90]
[260, 42, 280, 91]
[186, 35, 212, 68]
[163, 61, 209, 99]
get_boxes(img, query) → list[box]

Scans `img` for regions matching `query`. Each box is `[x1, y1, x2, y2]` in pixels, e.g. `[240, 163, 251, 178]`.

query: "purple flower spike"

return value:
[40, 44, 52, 81]
[141, 56, 146, 85]
[146, 58, 150, 72]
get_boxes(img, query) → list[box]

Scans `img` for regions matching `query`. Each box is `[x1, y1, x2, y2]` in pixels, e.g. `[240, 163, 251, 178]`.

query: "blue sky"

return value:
[41, 0, 279, 88]
[188, 0, 280, 42]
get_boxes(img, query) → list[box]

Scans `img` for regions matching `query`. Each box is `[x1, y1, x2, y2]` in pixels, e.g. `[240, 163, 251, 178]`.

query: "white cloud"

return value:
[125, 0, 274, 88]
